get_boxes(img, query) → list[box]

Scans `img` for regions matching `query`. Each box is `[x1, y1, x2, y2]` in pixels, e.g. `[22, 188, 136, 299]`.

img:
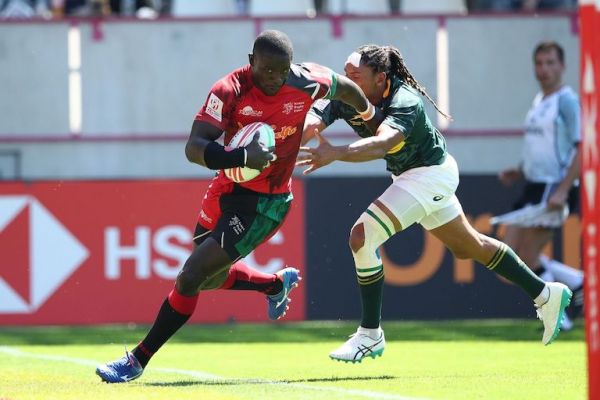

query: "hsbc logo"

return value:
[0, 195, 89, 314]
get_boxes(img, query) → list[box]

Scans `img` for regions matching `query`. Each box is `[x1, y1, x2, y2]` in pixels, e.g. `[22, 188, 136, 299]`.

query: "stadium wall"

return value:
[0, 14, 578, 179]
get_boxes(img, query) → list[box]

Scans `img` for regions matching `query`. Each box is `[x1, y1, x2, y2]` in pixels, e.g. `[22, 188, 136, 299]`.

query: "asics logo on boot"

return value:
[354, 337, 383, 359]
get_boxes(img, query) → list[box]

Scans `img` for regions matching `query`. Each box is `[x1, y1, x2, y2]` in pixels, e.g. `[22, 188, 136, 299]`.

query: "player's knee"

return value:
[446, 242, 475, 260]
[176, 268, 202, 296]
[176, 256, 210, 295]
[349, 223, 365, 253]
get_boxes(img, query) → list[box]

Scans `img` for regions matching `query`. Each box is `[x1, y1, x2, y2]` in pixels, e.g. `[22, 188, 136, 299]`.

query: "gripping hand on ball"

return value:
[245, 133, 276, 170]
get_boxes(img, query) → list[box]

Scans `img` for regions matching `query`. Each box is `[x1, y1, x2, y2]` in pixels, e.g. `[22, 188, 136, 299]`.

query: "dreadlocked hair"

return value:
[357, 44, 451, 120]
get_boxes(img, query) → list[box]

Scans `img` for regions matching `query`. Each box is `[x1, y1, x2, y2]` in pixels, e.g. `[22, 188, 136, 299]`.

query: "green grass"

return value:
[0, 320, 586, 400]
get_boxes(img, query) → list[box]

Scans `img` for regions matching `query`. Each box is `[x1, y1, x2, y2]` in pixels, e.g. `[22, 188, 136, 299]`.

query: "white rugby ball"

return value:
[224, 122, 275, 183]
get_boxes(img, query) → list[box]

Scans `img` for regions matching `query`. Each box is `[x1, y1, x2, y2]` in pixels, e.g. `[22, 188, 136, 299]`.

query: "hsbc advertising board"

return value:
[0, 180, 305, 324]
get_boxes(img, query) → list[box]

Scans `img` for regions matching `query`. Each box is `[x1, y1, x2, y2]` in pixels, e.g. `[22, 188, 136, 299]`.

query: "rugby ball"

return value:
[224, 122, 275, 183]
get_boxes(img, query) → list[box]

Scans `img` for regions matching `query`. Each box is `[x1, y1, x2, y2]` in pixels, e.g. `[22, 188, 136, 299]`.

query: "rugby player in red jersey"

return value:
[96, 30, 381, 383]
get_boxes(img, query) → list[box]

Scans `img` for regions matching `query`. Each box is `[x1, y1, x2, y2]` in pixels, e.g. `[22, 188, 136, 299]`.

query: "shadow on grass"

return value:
[144, 375, 398, 387]
[0, 320, 585, 345]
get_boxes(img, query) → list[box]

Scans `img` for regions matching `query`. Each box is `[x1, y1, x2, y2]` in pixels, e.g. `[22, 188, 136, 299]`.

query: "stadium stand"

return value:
[171, 0, 238, 17]
[328, 0, 390, 14]
[402, 0, 467, 14]
[248, 0, 314, 16]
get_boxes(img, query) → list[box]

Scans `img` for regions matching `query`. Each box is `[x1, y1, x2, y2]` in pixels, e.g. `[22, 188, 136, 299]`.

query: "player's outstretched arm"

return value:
[298, 123, 406, 174]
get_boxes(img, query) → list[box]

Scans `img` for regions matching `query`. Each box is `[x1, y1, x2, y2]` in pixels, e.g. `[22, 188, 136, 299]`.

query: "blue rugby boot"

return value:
[267, 267, 301, 320]
[96, 349, 144, 383]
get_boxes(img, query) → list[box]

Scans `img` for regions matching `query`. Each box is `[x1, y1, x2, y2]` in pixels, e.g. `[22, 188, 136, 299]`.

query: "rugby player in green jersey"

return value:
[298, 44, 572, 363]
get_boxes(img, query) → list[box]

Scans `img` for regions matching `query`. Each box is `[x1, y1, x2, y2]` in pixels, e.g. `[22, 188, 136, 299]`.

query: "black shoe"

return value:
[565, 284, 583, 320]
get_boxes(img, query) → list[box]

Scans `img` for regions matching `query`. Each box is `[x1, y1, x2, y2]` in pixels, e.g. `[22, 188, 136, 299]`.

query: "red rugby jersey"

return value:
[195, 63, 337, 194]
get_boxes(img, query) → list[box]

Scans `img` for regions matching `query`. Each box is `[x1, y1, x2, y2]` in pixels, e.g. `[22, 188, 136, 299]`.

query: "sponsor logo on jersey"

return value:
[239, 105, 263, 117]
[525, 126, 544, 136]
[199, 209, 212, 224]
[273, 125, 297, 140]
[433, 195, 444, 202]
[205, 93, 224, 122]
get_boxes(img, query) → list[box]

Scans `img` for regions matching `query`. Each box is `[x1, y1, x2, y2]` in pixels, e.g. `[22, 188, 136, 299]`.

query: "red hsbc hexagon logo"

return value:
[0, 195, 89, 313]
[0, 180, 305, 324]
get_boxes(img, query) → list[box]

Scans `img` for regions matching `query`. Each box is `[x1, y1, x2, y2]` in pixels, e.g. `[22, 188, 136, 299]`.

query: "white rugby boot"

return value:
[329, 327, 385, 363]
[535, 282, 573, 345]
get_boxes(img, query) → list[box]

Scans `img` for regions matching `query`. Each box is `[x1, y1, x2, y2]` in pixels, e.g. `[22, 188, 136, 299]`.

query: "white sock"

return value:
[358, 326, 382, 340]
[534, 285, 550, 306]
[539, 255, 584, 290]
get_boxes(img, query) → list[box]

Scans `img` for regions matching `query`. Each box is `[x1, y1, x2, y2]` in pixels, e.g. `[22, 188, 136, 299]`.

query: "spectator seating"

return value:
[248, 0, 314, 16]
[328, 0, 390, 14]
[402, 0, 467, 14]
[172, 0, 238, 17]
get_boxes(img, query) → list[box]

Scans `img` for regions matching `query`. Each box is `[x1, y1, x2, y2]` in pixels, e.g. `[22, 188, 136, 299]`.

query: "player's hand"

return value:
[498, 168, 522, 186]
[245, 133, 276, 171]
[547, 188, 568, 210]
[296, 130, 340, 175]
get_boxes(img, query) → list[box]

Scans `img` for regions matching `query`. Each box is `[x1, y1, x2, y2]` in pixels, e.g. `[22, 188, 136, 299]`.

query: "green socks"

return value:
[358, 266, 385, 328]
[486, 243, 545, 299]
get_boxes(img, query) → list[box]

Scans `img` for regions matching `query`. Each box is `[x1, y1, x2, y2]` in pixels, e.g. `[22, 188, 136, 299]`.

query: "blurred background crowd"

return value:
[0, 0, 578, 20]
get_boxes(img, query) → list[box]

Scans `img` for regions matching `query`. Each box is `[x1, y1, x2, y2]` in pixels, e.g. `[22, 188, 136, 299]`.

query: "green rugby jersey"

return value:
[309, 76, 447, 176]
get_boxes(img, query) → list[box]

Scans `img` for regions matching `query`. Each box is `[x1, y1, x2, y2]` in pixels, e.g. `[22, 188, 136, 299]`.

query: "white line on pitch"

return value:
[0, 346, 429, 400]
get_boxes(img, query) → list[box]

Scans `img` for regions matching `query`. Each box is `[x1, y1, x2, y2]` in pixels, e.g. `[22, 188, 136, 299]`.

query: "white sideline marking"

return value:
[0, 346, 428, 400]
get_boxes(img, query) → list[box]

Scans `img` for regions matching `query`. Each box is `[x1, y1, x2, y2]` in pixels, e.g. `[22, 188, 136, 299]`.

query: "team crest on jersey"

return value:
[206, 93, 224, 122]
[283, 102, 294, 115]
[239, 105, 263, 117]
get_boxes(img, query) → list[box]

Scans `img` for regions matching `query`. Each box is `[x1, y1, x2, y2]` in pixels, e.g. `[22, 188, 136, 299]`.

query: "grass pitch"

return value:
[0, 320, 585, 400]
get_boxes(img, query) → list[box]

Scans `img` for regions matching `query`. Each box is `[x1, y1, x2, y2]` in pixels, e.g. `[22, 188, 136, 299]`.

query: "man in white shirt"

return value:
[496, 41, 583, 326]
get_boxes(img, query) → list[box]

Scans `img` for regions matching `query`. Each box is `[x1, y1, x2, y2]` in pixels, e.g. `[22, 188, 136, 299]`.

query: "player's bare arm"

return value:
[498, 167, 524, 186]
[297, 123, 405, 175]
[185, 120, 274, 170]
[332, 74, 384, 134]
[548, 147, 580, 209]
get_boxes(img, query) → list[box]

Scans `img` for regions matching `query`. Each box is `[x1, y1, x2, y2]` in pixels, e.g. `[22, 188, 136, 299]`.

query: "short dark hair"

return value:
[534, 41, 564, 64]
[252, 30, 293, 59]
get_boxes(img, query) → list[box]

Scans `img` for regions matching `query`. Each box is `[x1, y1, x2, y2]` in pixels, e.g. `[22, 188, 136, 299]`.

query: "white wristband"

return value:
[359, 103, 376, 121]
[243, 148, 247, 166]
